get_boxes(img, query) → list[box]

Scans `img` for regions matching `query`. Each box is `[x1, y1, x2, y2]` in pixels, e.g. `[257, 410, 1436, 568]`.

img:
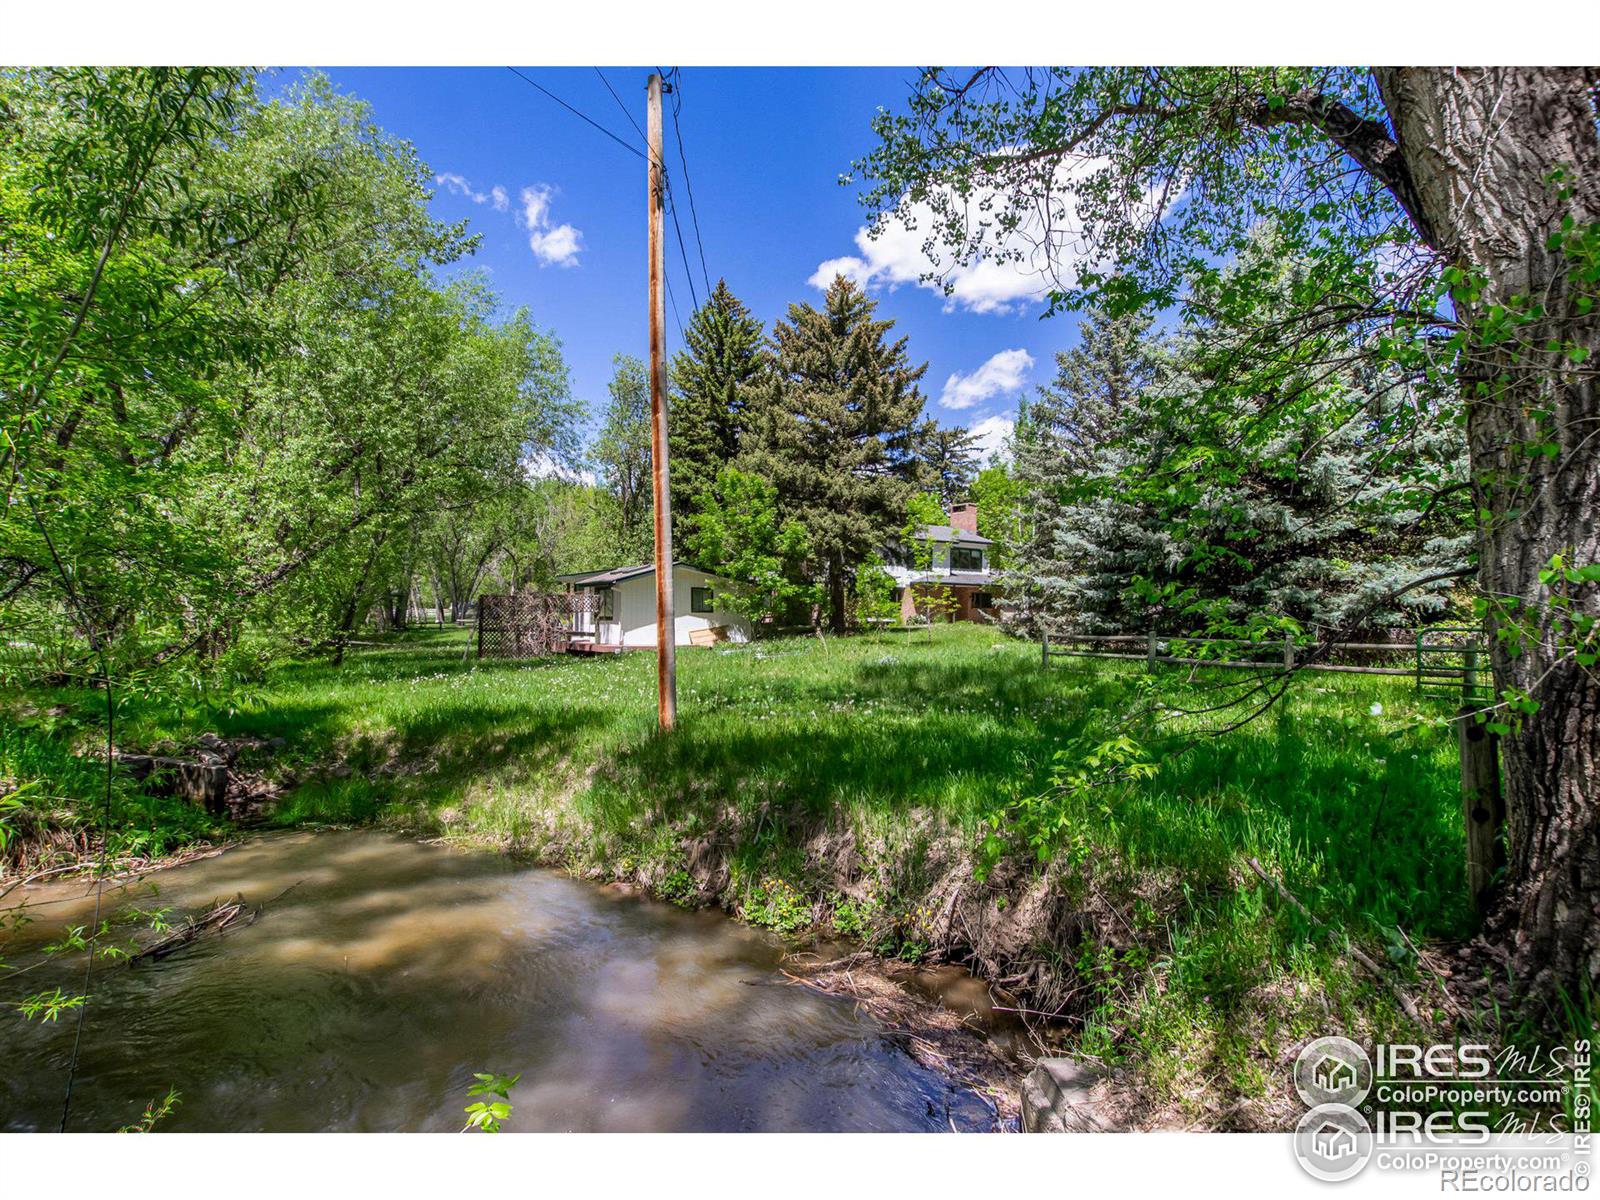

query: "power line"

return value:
[664, 68, 712, 297]
[663, 263, 685, 343]
[663, 178, 700, 313]
[593, 67, 646, 145]
[505, 66, 643, 160]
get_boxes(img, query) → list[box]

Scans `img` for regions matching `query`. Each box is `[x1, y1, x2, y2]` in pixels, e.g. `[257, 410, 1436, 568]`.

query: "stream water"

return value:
[1, 831, 999, 1132]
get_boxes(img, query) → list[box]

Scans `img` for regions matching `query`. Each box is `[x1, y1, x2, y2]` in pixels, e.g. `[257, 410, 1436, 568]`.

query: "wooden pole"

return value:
[647, 72, 676, 731]
[1147, 628, 1158, 671]
[1458, 706, 1506, 911]
[1041, 629, 1049, 668]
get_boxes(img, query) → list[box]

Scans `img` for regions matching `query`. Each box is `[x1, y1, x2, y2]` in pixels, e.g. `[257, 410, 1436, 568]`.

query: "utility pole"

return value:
[647, 72, 676, 731]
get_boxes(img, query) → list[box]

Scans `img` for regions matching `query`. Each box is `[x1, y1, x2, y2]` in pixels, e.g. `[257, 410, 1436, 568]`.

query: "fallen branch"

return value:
[1246, 856, 1420, 1023]
[131, 894, 253, 963]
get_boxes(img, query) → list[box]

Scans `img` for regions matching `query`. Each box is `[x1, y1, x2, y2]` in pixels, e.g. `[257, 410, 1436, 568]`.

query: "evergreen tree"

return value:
[668, 279, 764, 557]
[1013, 308, 1165, 629]
[913, 424, 983, 509]
[745, 277, 927, 631]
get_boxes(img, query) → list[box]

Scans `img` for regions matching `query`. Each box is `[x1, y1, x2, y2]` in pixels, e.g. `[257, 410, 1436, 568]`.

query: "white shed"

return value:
[557, 562, 754, 649]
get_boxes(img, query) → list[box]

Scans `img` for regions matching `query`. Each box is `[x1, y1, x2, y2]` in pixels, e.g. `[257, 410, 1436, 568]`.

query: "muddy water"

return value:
[1, 831, 997, 1132]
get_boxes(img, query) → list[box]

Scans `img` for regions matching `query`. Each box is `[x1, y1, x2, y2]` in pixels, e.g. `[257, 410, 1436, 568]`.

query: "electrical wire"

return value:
[504, 66, 643, 160]
[664, 69, 712, 296]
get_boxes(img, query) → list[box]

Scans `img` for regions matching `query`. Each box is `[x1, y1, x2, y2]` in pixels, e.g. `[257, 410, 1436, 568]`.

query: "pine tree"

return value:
[668, 279, 764, 557]
[745, 277, 927, 631]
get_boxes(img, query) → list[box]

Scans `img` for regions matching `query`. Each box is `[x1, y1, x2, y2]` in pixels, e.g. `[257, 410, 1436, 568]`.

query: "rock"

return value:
[1021, 1058, 1111, 1132]
[116, 753, 230, 814]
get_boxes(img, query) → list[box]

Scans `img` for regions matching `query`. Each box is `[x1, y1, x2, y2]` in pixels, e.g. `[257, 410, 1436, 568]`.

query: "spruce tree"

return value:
[746, 277, 927, 631]
[913, 424, 983, 509]
[668, 279, 764, 556]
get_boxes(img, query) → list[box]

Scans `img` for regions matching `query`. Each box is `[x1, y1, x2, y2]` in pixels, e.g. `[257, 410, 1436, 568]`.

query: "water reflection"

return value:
[2, 832, 992, 1132]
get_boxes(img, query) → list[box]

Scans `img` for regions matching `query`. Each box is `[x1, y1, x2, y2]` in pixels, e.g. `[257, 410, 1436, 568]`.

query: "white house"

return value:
[557, 562, 754, 649]
[883, 503, 1000, 622]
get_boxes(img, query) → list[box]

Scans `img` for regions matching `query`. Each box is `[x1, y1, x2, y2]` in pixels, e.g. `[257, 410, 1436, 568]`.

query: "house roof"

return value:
[556, 561, 721, 587]
[912, 523, 993, 546]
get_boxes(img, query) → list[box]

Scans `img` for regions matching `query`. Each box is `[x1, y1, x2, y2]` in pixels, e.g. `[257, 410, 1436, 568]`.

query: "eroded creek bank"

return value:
[1, 830, 1023, 1132]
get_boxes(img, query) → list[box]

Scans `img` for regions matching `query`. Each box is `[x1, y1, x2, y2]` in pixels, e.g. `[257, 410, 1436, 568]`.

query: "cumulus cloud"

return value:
[519, 185, 582, 268]
[810, 156, 1166, 315]
[489, 185, 509, 212]
[969, 414, 1016, 464]
[940, 348, 1034, 411]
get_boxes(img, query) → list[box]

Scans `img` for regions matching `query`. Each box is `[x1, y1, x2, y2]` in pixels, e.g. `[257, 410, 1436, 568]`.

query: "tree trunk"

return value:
[828, 552, 848, 633]
[1377, 68, 1600, 1004]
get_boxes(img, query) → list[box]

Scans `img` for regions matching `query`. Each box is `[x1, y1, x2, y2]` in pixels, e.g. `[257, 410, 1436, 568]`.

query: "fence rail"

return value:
[1040, 626, 1491, 698]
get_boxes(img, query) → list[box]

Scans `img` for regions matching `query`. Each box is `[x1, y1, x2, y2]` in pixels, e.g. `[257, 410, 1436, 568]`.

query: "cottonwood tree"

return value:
[591, 353, 654, 563]
[746, 277, 928, 631]
[858, 67, 1599, 1005]
[669, 279, 765, 556]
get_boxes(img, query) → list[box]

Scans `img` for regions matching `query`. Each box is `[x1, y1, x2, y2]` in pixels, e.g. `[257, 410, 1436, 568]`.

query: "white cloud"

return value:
[489, 185, 509, 213]
[810, 155, 1166, 315]
[435, 171, 490, 205]
[969, 414, 1016, 464]
[520, 185, 582, 268]
[940, 348, 1034, 411]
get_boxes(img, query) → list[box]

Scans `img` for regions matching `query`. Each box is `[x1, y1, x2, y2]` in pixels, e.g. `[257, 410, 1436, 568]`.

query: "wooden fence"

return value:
[1040, 627, 1492, 700]
[476, 592, 603, 659]
[1041, 624, 1505, 908]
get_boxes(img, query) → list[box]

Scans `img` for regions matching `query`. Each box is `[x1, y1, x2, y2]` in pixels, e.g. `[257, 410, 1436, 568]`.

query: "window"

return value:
[596, 587, 614, 622]
[690, 586, 715, 614]
[950, 546, 984, 572]
[974, 591, 994, 611]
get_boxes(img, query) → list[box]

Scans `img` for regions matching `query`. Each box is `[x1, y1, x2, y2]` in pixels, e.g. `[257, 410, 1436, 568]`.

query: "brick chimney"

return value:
[949, 503, 979, 533]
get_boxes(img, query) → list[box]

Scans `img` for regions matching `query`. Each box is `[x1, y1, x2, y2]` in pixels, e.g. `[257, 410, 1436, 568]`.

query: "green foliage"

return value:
[657, 867, 696, 907]
[740, 877, 810, 935]
[118, 1088, 181, 1133]
[744, 277, 928, 631]
[688, 466, 818, 624]
[669, 280, 765, 556]
[589, 353, 654, 564]
[462, 1071, 520, 1133]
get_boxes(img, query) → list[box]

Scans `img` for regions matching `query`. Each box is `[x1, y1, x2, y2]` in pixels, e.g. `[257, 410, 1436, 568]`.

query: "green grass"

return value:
[4, 623, 1483, 1125]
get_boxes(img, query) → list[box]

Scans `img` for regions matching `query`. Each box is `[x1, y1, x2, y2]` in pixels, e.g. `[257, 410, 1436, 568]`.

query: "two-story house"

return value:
[884, 502, 999, 623]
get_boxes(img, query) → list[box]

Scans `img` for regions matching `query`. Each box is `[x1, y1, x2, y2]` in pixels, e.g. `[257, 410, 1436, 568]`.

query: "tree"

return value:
[914, 424, 982, 509]
[590, 353, 654, 563]
[688, 466, 817, 625]
[969, 462, 1026, 574]
[746, 277, 928, 631]
[858, 67, 1599, 1004]
[669, 279, 764, 556]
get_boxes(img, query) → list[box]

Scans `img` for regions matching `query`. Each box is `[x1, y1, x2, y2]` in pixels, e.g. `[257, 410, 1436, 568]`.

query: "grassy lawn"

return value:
[4, 623, 1477, 1126]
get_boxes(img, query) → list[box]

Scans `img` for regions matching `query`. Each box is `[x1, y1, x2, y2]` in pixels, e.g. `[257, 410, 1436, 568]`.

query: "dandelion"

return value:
[1369, 702, 1383, 717]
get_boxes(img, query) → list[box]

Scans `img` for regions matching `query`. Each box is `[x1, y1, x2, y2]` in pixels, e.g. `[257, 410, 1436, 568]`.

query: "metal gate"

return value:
[1415, 626, 1493, 704]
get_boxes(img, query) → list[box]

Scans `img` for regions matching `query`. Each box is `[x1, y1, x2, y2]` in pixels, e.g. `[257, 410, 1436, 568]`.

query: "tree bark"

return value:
[828, 551, 848, 633]
[1376, 68, 1600, 1004]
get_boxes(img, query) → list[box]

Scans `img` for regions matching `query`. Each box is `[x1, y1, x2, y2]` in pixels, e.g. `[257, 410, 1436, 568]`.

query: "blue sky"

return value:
[284, 67, 1088, 465]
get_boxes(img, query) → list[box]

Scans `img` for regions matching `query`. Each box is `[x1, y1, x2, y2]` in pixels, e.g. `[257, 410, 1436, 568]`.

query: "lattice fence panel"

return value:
[476, 592, 601, 659]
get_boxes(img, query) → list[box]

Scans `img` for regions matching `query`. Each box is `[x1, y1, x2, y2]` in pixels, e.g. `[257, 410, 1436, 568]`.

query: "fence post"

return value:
[1462, 644, 1479, 704]
[1041, 629, 1049, 669]
[1147, 628, 1157, 671]
[1457, 706, 1506, 912]
[475, 600, 483, 660]
[1284, 632, 1294, 673]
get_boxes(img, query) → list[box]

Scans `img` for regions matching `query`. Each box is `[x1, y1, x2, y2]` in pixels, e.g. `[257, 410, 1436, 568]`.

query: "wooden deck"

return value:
[566, 640, 629, 655]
